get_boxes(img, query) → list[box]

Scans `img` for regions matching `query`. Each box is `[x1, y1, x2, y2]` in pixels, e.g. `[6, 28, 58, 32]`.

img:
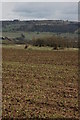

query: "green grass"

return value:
[1, 32, 78, 40]
[2, 32, 55, 40]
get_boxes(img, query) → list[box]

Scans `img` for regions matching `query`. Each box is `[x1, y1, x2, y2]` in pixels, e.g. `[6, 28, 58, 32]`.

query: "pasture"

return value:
[2, 45, 79, 119]
[1, 32, 78, 40]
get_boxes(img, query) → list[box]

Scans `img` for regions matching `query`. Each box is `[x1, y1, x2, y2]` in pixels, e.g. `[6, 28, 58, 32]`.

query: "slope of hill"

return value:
[1, 20, 79, 33]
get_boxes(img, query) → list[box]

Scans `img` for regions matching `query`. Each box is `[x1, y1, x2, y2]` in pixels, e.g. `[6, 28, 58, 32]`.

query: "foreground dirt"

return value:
[2, 48, 79, 119]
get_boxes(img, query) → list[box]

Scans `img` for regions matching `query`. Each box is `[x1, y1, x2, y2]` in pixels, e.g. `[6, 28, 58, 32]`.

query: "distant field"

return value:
[2, 45, 78, 119]
[1, 32, 78, 40]
[2, 32, 55, 40]
[2, 44, 79, 51]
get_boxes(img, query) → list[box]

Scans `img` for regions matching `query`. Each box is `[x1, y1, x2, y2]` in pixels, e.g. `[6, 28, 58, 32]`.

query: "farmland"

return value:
[1, 32, 78, 42]
[2, 45, 79, 119]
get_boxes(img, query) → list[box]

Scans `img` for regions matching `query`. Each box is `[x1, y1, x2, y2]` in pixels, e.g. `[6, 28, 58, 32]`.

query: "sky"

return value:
[0, 2, 79, 21]
[0, 0, 79, 2]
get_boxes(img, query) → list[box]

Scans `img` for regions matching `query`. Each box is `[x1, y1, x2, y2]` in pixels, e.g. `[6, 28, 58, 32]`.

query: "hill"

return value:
[1, 20, 79, 33]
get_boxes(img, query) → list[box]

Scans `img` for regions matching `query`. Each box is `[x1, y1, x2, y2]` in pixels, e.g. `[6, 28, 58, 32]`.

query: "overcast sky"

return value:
[1, 2, 78, 21]
[1, 0, 79, 2]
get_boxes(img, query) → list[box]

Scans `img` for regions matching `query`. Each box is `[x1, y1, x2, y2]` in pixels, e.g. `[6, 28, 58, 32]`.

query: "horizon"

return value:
[0, 19, 78, 22]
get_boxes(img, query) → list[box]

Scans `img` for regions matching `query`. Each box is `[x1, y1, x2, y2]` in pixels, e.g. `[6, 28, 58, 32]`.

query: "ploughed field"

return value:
[2, 47, 79, 119]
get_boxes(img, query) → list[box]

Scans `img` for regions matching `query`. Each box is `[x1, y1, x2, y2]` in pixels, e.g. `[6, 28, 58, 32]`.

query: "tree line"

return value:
[29, 35, 78, 49]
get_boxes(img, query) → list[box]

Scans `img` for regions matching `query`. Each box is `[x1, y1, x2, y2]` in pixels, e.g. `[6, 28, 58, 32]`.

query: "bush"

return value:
[30, 35, 78, 48]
